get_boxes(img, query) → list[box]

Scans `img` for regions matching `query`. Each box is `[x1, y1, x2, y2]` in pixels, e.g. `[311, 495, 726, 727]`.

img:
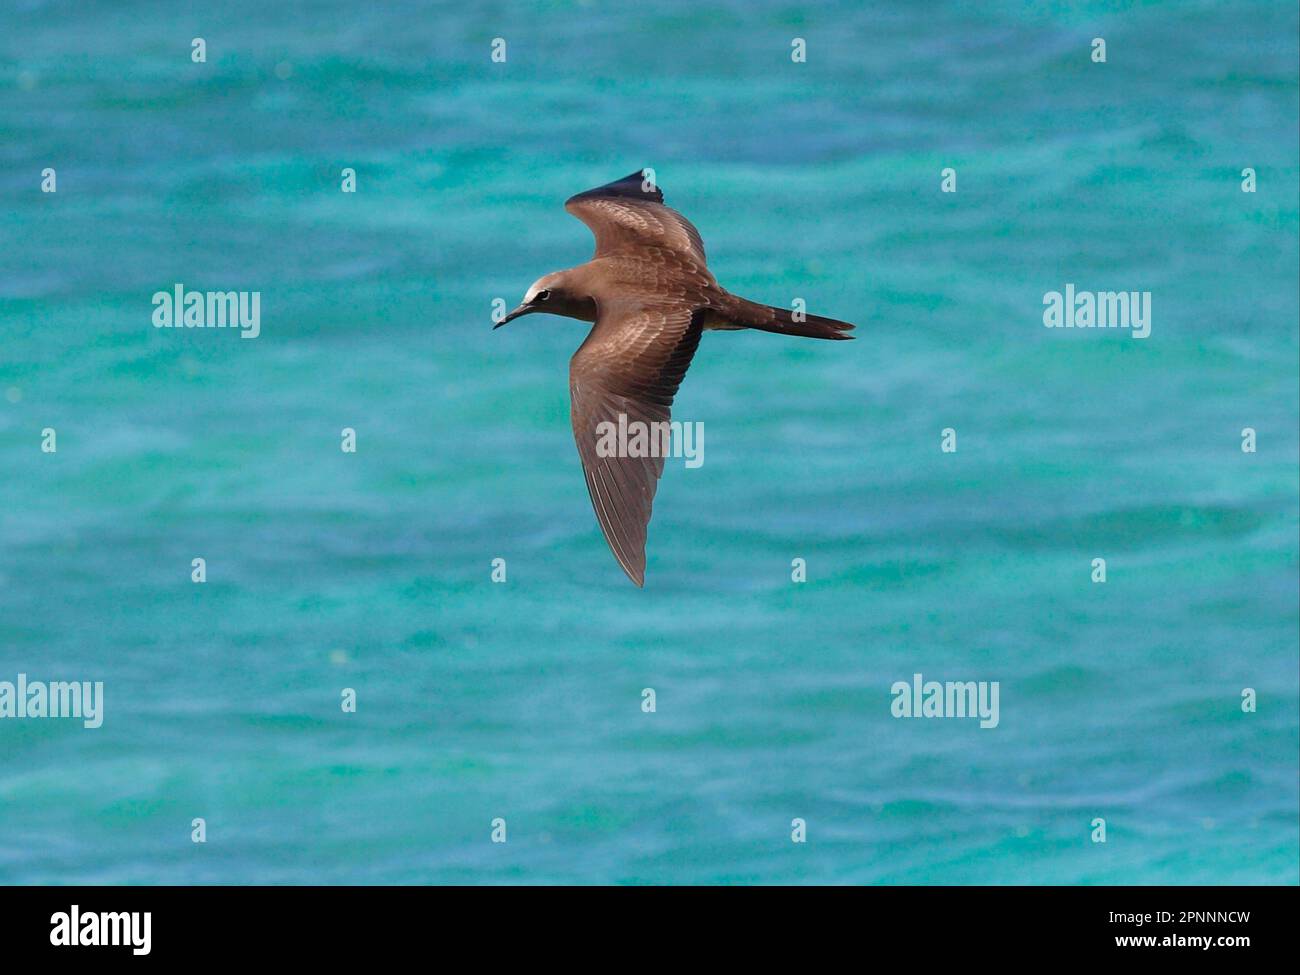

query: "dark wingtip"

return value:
[568, 169, 663, 206]
[622, 560, 646, 587]
[619, 557, 646, 588]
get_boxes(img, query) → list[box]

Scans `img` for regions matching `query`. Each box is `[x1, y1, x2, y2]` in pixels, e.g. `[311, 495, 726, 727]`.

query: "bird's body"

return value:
[497, 170, 855, 586]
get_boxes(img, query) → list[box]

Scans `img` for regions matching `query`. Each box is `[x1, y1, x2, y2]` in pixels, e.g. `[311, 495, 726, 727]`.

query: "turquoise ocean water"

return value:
[1, 1, 1297, 884]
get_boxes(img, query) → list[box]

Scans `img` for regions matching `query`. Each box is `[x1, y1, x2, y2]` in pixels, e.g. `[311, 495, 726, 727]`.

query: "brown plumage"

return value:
[496, 170, 855, 586]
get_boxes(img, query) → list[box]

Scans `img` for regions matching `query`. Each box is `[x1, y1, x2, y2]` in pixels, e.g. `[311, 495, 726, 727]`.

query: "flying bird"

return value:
[497, 170, 855, 586]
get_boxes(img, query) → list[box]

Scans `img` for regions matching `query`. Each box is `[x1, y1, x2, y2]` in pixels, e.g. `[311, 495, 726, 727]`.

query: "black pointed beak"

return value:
[494, 304, 533, 329]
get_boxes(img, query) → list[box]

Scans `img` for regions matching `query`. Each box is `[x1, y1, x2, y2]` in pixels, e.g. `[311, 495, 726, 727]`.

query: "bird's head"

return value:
[496, 271, 597, 328]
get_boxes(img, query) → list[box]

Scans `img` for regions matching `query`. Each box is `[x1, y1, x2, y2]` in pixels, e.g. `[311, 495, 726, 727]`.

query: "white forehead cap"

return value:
[525, 277, 555, 303]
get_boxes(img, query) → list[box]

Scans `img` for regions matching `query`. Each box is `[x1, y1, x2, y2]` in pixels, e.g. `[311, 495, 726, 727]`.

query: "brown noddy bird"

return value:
[497, 170, 855, 586]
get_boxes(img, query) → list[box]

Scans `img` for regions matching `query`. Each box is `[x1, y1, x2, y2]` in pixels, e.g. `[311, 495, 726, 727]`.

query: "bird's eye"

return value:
[535, 290, 551, 302]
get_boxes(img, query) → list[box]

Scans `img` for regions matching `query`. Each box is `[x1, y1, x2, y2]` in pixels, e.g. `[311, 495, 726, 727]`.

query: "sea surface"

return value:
[0, 0, 1297, 884]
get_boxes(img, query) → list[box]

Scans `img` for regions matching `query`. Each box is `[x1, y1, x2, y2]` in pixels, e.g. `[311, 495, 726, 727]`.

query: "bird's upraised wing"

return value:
[569, 296, 704, 586]
[565, 171, 709, 268]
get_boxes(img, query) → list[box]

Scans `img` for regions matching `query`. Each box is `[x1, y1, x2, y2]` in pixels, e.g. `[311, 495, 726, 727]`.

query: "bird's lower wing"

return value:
[569, 299, 704, 586]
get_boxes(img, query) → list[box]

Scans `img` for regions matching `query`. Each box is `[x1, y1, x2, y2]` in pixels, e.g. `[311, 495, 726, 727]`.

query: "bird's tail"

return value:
[719, 296, 855, 341]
